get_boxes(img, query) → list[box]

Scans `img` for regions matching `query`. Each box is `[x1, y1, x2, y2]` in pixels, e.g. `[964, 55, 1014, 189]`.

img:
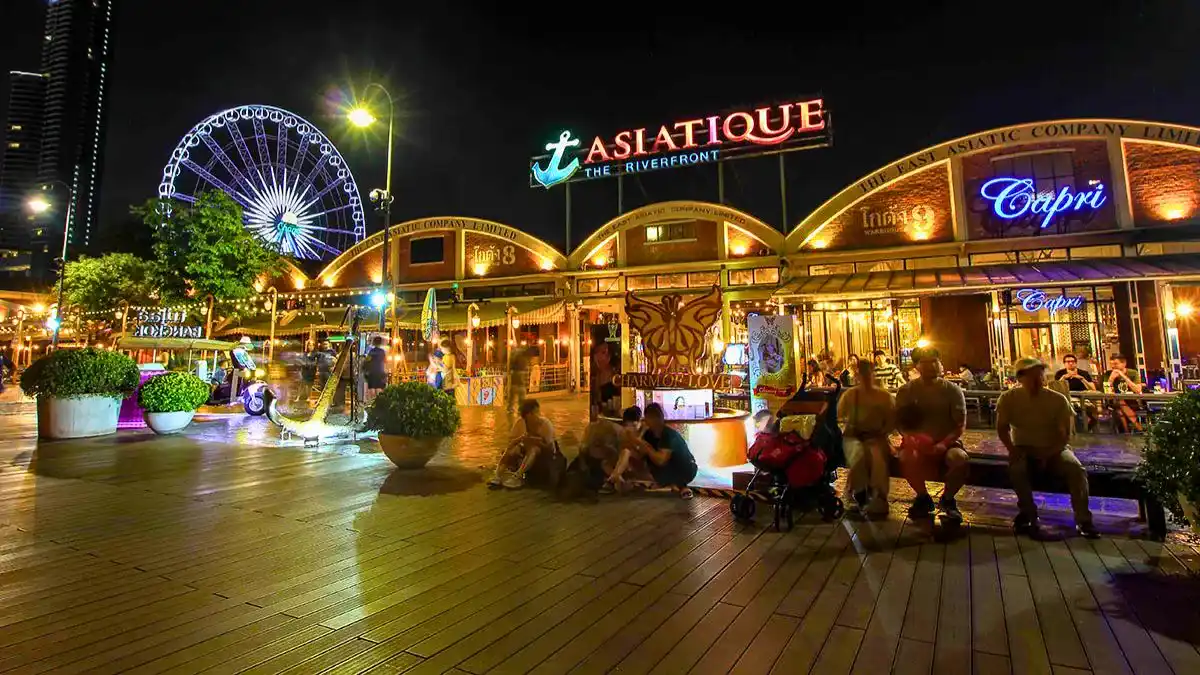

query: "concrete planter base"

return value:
[379, 434, 447, 469]
[36, 395, 121, 439]
[144, 410, 196, 435]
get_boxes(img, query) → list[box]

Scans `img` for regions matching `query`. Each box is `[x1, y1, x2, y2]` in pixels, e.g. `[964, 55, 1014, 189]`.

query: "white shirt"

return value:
[511, 416, 556, 447]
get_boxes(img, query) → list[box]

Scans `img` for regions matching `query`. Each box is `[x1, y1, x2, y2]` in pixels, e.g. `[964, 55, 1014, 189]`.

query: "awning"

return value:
[215, 298, 566, 337]
[112, 336, 239, 351]
[774, 254, 1200, 299]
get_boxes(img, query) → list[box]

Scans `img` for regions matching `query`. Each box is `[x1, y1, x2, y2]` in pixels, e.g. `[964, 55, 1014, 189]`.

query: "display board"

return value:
[748, 314, 798, 415]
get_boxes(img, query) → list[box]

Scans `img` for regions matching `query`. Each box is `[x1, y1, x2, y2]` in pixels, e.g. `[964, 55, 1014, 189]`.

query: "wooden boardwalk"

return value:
[2, 405, 1200, 674]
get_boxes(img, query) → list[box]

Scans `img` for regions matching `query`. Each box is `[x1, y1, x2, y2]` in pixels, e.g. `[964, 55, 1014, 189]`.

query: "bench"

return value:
[732, 447, 1169, 540]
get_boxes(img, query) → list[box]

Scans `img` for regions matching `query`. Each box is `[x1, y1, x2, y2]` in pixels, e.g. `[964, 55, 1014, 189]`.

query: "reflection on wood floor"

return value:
[1, 398, 1199, 674]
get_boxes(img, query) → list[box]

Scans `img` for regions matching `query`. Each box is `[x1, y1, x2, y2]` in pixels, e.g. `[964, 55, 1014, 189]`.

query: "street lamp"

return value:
[347, 83, 396, 330]
[26, 181, 74, 348]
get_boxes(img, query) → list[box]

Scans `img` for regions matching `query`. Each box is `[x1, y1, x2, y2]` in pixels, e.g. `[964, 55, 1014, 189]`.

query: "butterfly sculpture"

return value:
[625, 285, 723, 373]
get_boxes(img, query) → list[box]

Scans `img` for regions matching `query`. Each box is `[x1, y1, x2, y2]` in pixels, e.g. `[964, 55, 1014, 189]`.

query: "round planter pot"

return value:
[144, 410, 196, 435]
[378, 434, 448, 469]
[36, 395, 122, 440]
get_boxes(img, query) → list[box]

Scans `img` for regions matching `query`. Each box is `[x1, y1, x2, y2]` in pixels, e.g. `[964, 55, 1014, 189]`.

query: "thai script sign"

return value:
[1015, 288, 1084, 314]
[531, 99, 831, 188]
[980, 177, 1107, 229]
[132, 309, 203, 339]
[614, 372, 743, 390]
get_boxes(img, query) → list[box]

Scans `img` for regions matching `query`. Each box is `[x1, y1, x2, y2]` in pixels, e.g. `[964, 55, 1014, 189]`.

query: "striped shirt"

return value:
[875, 362, 903, 390]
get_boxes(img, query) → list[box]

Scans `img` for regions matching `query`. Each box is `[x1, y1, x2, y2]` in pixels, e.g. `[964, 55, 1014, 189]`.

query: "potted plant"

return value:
[366, 382, 461, 469]
[138, 371, 211, 434]
[20, 347, 140, 439]
[1137, 389, 1200, 532]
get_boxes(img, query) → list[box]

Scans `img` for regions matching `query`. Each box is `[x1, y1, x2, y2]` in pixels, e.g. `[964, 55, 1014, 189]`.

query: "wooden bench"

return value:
[733, 449, 1169, 540]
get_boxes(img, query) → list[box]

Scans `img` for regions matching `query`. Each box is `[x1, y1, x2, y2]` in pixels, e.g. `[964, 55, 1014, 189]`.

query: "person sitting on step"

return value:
[489, 399, 557, 489]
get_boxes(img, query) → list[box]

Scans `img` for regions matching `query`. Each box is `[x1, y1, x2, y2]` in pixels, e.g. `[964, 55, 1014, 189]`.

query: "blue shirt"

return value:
[643, 426, 696, 472]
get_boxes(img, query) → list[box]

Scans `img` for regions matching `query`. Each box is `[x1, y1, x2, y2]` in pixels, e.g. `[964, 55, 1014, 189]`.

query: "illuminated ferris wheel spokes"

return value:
[159, 105, 365, 261]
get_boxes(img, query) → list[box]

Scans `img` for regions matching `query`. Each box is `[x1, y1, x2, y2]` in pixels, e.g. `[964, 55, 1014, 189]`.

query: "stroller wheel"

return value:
[730, 494, 756, 521]
[820, 497, 845, 521]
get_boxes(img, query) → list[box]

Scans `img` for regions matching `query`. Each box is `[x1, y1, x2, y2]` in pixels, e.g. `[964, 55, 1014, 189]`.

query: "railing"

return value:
[961, 388, 1178, 434]
[531, 363, 569, 393]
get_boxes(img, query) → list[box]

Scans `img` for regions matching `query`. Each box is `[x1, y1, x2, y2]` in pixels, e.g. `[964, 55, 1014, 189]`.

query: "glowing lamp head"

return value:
[810, 238, 829, 250]
[540, 258, 554, 271]
[473, 262, 488, 276]
[1177, 302, 1195, 318]
[369, 289, 388, 308]
[471, 316, 481, 328]
[511, 318, 521, 329]
[916, 337, 931, 349]
[592, 253, 608, 267]
[348, 107, 377, 128]
[1165, 207, 1187, 221]
[45, 316, 60, 331]
[730, 243, 748, 257]
[26, 196, 51, 214]
[31, 303, 45, 313]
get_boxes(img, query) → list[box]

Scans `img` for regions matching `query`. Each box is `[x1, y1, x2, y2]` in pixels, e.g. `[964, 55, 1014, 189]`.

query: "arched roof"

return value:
[785, 118, 1200, 251]
[567, 200, 783, 268]
[317, 215, 567, 283]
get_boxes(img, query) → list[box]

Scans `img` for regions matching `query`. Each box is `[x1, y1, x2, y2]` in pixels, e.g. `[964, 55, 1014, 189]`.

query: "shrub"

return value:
[138, 371, 211, 413]
[366, 382, 461, 438]
[20, 348, 139, 399]
[1138, 389, 1200, 524]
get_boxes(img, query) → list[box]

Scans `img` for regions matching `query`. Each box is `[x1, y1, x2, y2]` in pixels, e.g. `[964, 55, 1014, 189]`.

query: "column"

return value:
[568, 303, 580, 393]
[619, 308, 633, 409]
[1159, 282, 1183, 387]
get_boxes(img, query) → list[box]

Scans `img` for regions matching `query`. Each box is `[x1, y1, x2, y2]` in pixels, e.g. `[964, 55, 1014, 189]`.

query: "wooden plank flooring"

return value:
[1, 399, 1199, 674]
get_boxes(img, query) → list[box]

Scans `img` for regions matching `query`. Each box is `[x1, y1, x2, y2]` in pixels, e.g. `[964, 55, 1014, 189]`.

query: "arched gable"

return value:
[786, 118, 1200, 251]
[567, 200, 782, 268]
[317, 216, 567, 286]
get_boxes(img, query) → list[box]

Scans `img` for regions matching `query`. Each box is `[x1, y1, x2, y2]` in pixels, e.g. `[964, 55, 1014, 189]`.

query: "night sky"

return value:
[3, 1, 1199, 256]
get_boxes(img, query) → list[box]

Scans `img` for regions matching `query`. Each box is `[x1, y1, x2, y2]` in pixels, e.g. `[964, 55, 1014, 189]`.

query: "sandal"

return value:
[680, 488, 694, 500]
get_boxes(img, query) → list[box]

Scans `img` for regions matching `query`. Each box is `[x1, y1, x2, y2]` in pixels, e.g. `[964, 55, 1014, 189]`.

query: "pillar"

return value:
[567, 303, 580, 392]
[1159, 282, 1183, 387]
[720, 296, 732, 345]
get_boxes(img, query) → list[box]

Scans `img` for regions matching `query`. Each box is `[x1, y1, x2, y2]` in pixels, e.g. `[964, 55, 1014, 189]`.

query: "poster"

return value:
[748, 314, 798, 416]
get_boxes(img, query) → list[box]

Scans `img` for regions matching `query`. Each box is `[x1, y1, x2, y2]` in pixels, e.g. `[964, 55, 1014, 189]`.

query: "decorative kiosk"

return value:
[609, 286, 752, 482]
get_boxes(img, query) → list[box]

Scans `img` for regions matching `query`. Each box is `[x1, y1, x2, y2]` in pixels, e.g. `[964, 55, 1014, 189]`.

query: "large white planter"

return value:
[36, 395, 121, 439]
[144, 410, 196, 435]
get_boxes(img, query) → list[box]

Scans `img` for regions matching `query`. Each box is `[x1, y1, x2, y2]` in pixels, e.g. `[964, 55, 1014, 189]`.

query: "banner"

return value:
[748, 314, 798, 415]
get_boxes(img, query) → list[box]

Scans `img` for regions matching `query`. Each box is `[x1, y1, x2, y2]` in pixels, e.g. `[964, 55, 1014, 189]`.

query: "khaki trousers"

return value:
[1008, 445, 1093, 526]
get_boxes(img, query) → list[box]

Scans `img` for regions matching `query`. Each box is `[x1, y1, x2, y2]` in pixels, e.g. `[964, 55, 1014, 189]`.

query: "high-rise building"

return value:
[29, 0, 116, 283]
[0, 71, 47, 256]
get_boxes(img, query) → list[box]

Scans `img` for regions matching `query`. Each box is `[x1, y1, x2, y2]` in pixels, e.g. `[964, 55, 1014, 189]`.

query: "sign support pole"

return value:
[617, 175, 624, 214]
[717, 161, 725, 204]
[778, 155, 788, 231]
[565, 183, 572, 252]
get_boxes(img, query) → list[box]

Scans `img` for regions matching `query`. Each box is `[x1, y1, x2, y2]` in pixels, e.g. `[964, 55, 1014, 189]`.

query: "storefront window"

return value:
[1003, 286, 1115, 368]
[801, 298, 921, 367]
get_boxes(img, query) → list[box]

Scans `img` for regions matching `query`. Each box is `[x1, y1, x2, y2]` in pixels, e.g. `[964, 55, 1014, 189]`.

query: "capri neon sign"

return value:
[1015, 288, 1084, 314]
[980, 177, 1106, 229]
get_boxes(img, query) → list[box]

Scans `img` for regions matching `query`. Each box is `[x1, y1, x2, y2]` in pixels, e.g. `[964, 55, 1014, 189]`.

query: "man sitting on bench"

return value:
[997, 357, 1100, 539]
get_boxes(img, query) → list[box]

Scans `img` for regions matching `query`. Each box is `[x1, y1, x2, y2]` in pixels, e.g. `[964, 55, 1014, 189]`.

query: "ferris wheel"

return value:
[158, 104, 366, 261]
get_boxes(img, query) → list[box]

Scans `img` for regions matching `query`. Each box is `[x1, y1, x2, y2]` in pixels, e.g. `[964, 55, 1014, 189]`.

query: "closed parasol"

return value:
[420, 288, 438, 341]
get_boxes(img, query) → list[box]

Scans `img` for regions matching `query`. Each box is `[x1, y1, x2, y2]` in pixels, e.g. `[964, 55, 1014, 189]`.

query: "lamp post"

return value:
[26, 181, 74, 348]
[266, 286, 278, 363]
[348, 84, 397, 332]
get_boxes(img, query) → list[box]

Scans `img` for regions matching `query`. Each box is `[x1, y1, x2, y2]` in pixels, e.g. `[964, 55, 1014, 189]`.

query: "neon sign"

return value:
[980, 177, 1106, 229]
[531, 131, 581, 188]
[529, 98, 831, 188]
[1015, 288, 1084, 314]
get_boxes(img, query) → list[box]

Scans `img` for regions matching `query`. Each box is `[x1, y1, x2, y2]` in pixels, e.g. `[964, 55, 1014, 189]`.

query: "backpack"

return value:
[525, 441, 567, 489]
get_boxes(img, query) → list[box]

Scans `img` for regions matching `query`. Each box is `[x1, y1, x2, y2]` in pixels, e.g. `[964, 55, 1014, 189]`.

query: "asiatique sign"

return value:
[530, 98, 831, 188]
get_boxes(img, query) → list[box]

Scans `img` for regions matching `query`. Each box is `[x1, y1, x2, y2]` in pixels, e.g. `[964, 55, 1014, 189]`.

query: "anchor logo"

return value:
[531, 131, 581, 188]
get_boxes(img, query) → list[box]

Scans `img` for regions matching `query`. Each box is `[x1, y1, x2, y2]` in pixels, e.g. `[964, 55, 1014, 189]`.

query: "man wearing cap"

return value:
[997, 356, 1099, 539]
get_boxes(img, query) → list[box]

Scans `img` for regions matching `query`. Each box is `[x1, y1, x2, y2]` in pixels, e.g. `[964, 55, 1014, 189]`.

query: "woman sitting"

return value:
[605, 403, 697, 499]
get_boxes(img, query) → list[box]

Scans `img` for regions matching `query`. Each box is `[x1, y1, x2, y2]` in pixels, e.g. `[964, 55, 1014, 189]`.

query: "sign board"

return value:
[980, 177, 1107, 230]
[1014, 288, 1085, 314]
[132, 309, 203, 339]
[748, 314, 798, 415]
[530, 98, 831, 188]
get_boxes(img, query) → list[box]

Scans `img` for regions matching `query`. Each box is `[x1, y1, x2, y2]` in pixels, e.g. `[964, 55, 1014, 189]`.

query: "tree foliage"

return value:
[133, 191, 282, 303]
[1138, 389, 1200, 523]
[62, 253, 157, 313]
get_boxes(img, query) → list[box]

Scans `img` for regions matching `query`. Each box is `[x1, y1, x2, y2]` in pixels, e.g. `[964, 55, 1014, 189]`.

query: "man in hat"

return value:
[996, 356, 1099, 539]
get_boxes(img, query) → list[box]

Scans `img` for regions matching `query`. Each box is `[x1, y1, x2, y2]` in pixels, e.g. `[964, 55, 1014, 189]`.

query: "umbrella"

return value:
[420, 288, 438, 341]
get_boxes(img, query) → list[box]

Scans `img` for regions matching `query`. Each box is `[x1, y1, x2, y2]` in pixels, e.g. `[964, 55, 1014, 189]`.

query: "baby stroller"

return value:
[730, 377, 845, 530]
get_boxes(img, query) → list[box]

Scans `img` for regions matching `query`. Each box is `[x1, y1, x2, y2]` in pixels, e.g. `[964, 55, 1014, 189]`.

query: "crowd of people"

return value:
[836, 347, 1100, 538]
